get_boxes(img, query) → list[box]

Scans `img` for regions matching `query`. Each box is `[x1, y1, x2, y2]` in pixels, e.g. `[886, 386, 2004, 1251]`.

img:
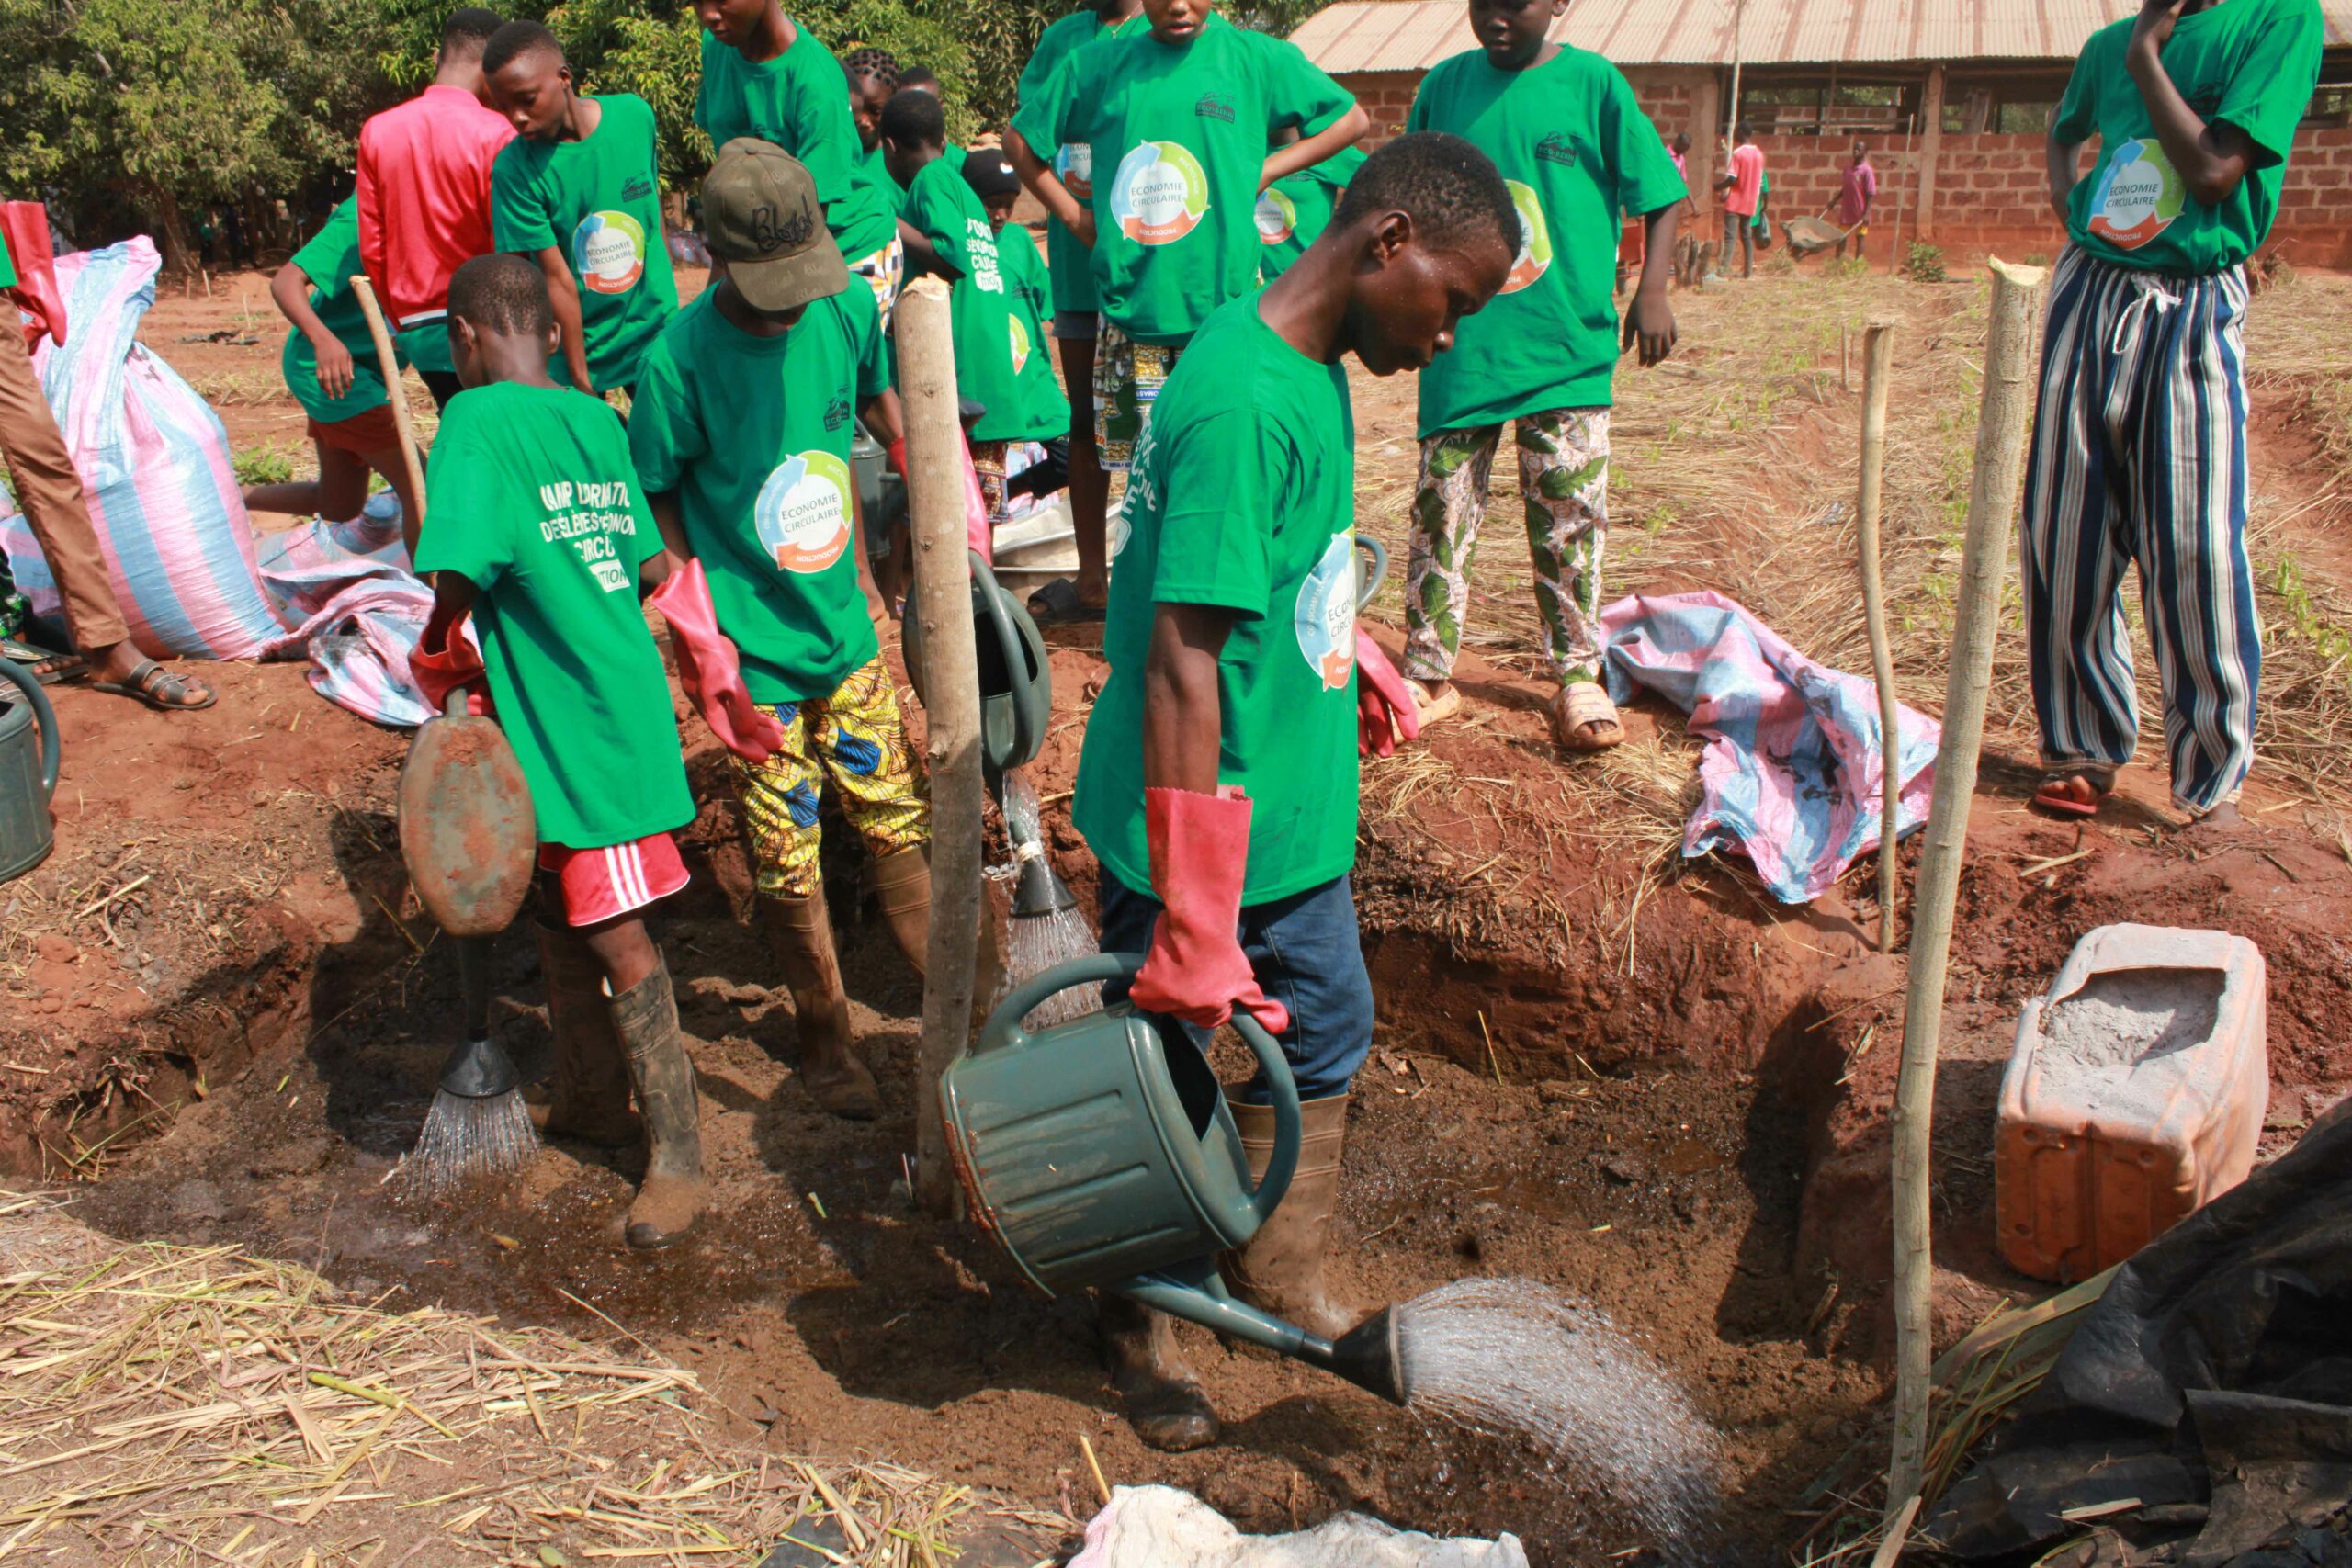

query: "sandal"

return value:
[2, 636, 85, 686]
[1024, 577, 1106, 626]
[2032, 765, 2115, 819]
[1411, 681, 1462, 728]
[1549, 681, 1623, 751]
[92, 657, 217, 712]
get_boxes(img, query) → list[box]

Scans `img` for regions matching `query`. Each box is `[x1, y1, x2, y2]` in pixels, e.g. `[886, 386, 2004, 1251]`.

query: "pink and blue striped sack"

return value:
[255, 492, 443, 730]
[1601, 589, 1940, 905]
[0, 238, 282, 660]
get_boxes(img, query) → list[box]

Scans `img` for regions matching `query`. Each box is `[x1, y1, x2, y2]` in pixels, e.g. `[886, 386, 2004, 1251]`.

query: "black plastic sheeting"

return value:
[1928, 1103, 2352, 1565]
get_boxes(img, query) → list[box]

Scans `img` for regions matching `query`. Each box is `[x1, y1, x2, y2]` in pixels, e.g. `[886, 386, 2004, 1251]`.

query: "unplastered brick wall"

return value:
[1336, 71, 1423, 145]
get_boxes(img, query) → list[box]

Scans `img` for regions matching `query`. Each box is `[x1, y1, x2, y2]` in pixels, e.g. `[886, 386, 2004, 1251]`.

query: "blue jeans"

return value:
[1097, 872, 1374, 1105]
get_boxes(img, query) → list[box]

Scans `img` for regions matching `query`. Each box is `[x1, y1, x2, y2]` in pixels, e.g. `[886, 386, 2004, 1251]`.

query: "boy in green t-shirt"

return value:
[1255, 130, 1364, 284]
[2024, 0, 2323, 828]
[244, 195, 424, 551]
[485, 22, 681, 400]
[1006, 0, 1368, 478]
[408, 254, 706, 1252]
[968, 148, 1073, 511]
[695, 0, 906, 330]
[628, 140, 931, 1123]
[1398, 0, 1685, 754]
[1001, 0, 1148, 626]
[882, 91, 1071, 529]
[1072, 131, 1515, 1452]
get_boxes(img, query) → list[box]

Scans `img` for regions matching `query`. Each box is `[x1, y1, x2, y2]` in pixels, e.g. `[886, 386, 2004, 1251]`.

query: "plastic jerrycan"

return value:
[0, 657, 62, 884]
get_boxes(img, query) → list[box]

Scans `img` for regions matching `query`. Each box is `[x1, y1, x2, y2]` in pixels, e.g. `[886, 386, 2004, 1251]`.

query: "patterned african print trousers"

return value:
[730, 655, 931, 900]
[1400, 408, 1611, 688]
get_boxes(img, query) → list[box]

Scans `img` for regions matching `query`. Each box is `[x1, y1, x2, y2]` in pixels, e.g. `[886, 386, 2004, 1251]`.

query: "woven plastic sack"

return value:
[0, 238, 281, 660]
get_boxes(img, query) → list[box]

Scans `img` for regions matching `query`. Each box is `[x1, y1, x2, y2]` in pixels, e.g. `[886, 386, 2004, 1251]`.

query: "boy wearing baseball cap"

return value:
[628, 140, 932, 1122]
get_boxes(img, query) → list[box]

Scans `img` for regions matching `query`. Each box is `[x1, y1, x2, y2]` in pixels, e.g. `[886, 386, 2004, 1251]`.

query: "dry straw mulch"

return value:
[0, 1193, 1070, 1566]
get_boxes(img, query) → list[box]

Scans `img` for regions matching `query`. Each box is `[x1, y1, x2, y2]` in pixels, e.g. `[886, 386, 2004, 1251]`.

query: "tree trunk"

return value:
[150, 185, 193, 277]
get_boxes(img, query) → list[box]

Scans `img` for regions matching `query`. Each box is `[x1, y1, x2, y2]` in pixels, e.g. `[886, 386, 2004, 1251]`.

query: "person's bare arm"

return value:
[1007, 128, 1094, 246]
[270, 257, 356, 400]
[2047, 128, 2089, 222]
[860, 389, 905, 450]
[648, 489, 695, 579]
[898, 216, 956, 281]
[2125, 0, 2257, 206]
[528, 245, 595, 395]
[1142, 602, 1235, 794]
[1623, 202, 1679, 367]
[1261, 105, 1371, 191]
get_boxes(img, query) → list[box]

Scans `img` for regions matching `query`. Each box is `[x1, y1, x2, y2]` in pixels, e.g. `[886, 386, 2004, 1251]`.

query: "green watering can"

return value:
[940, 953, 1408, 1404]
[902, 550, 1051, 797]
[0, 658, 60, 885]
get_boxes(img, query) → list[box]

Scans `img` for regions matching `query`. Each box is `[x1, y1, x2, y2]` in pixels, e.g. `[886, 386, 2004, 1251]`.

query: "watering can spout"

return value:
[1300, 1306, 1409, 1407]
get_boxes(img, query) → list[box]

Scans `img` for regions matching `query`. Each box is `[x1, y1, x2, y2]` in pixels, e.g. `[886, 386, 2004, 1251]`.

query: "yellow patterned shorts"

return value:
[853, 237, 906, 334]
[730, 656, 931, 899]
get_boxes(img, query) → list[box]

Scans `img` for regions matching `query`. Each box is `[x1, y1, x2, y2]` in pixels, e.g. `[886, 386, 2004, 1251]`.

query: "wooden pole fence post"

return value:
[1887, 258, 2045, 1513]
[1856, 319, 1899, 953]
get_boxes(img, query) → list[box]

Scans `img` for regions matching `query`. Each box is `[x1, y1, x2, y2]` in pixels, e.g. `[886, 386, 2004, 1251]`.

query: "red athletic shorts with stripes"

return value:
[537, 834, 688, 927]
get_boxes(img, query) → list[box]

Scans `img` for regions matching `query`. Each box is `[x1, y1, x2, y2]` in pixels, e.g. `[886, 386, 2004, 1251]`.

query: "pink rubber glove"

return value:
[961, 436, 993, 564]
[649, 558, 787, 763]
[409, 622, 492, 717]
[1127, 786, 1291, 1035]
[1354, 631, 1419, 759]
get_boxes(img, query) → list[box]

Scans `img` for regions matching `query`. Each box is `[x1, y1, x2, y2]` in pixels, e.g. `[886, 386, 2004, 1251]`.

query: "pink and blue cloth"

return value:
[1600, 590, 1939, 904]
[254, 495, 444, 730]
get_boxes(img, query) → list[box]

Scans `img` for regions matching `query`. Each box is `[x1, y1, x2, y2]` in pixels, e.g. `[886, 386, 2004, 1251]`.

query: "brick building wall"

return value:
[1334, 67, 2352, 270]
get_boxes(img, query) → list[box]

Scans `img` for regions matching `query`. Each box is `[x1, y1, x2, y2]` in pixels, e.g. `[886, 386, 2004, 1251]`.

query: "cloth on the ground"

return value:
[1070, 1485, 1527, 1567]
[1927, 1101, 2352, 1564]
[254, 491, 443, 729]
[0, 239, 284, 660]
[1600, 590, 1938, 903]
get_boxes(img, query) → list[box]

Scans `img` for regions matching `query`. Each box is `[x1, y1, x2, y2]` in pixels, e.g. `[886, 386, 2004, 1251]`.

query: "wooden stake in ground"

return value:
[1855, 320, 1900, 952]
[1888, 116, 1916, 277]
[348, 276, 427, 521]
[896, 277, 984, 1217]
[1887, 258, 2045, 1513]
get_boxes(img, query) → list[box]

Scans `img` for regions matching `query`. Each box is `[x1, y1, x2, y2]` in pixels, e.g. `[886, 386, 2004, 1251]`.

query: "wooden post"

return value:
[1840, 325, 1851, 393]
[349, 276, 427, 525]
[1888, 115, 1916, 276]
[1917, 66, 1947, 241]
[897, 277, 984, 1218]
[1855, 320, 1899, 952]
[1887, 258, 2046, 1512]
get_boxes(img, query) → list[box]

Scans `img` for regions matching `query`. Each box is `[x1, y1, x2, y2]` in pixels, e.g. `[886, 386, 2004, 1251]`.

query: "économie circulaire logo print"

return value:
[1056, 141, 1095, 200]
[1009, 312, 1033, 375]
[2086, 139, 2183, 251]
[1502, 180, 1552, 294]
[1111, 141, 1209, 245]
[754, 451, 854, 574]
[1255, 186, 1296, 245]
[572, 210, 647, 295]
[1294, 533, 1358, 692]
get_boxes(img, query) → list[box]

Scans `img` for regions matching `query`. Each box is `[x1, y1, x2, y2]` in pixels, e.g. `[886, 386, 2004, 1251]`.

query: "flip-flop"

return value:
[1550, 681, 1623, 752]
[2, 636, 85, 686]
[2032, 766, 2115, 818]
[91, 657, 217, 712]
[1025, 577, 1106, 626]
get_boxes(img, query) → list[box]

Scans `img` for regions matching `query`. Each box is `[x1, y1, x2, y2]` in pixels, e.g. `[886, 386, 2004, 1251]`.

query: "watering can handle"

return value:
[972, 952, 1305, 1227]
[0, 658, 61, 803]
[1353, 534, 1386, 614]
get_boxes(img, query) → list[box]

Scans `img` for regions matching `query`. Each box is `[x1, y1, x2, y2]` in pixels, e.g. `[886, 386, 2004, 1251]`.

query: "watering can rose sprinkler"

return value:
[939, 953, 1410, 1405]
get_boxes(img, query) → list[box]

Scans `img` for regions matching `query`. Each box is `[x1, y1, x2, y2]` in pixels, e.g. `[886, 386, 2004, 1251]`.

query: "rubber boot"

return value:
[1098, 1292, 1220, 1452]
[762, 890, 880, 1121]
[867, 843, 933, 977]
[1227, 1093, 1359, 1340]
[610, 958, 705, 1251]
[531, 921, 642, 1148]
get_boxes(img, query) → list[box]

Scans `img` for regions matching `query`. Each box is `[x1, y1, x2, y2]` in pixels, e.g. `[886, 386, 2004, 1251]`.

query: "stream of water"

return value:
[1396, 1277, 1724, 1562]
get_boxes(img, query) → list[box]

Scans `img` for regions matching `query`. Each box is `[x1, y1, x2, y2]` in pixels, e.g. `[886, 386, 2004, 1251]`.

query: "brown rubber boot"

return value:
[531, 921, 642, 1147]
[867, 844, 933, 976]
[1098, 1292, 1220, 1452]
[761, 891, 880, 1121]
[610, 957, 705, 1251]
[1227, 1093, 1359, 1340]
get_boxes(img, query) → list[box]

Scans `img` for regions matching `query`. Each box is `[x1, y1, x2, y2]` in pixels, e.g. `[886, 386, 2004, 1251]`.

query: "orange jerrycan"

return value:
[1996, 924, 2267, 1282]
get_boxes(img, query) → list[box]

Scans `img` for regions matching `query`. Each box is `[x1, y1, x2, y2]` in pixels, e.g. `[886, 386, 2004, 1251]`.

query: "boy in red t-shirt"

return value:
[1713, 120, 1763, 278]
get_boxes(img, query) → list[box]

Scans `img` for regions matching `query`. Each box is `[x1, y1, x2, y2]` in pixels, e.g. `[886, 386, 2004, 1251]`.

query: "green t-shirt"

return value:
[1012, 14, 1355, 345]
[492, 94, 680, 392]
[900, 159, 1070, 443]
[1408, 46, 1685, 434]
[0, 226, 16, 292]
[413, 382, 693, 850]
[1255, 143, 1363, 283]
[281, 197, 395, 423]
[2054, 0, 2324, 275]
[1015, 6, 1155, 317]
[1074, 291, 1360, 904]
[695, 25, 899, 263]
[996, 222, 1067, 434]
[628, 288, 888, 705]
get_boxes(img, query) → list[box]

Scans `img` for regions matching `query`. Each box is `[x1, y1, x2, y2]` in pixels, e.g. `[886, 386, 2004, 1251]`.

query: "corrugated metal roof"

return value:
[1293, 0, 2352, 73]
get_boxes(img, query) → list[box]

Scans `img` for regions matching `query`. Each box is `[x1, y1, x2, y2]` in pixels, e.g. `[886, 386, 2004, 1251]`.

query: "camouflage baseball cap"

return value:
[703, 138, 850, 313]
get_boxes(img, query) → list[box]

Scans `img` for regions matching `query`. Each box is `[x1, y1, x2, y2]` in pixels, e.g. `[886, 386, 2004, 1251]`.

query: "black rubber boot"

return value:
[531, 921, 642, 1147]
[610, 957, 705, 1251]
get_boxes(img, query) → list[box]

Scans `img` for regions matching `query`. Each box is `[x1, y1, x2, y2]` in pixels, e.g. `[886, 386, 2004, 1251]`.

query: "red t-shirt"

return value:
[1838, 160, 1879, 225]
[1725, 143, 1765, 218]
[356, 85, 515, 328]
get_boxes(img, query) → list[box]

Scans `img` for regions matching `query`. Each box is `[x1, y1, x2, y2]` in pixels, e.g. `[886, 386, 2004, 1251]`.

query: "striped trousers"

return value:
[2018, 244, 2259, 816]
